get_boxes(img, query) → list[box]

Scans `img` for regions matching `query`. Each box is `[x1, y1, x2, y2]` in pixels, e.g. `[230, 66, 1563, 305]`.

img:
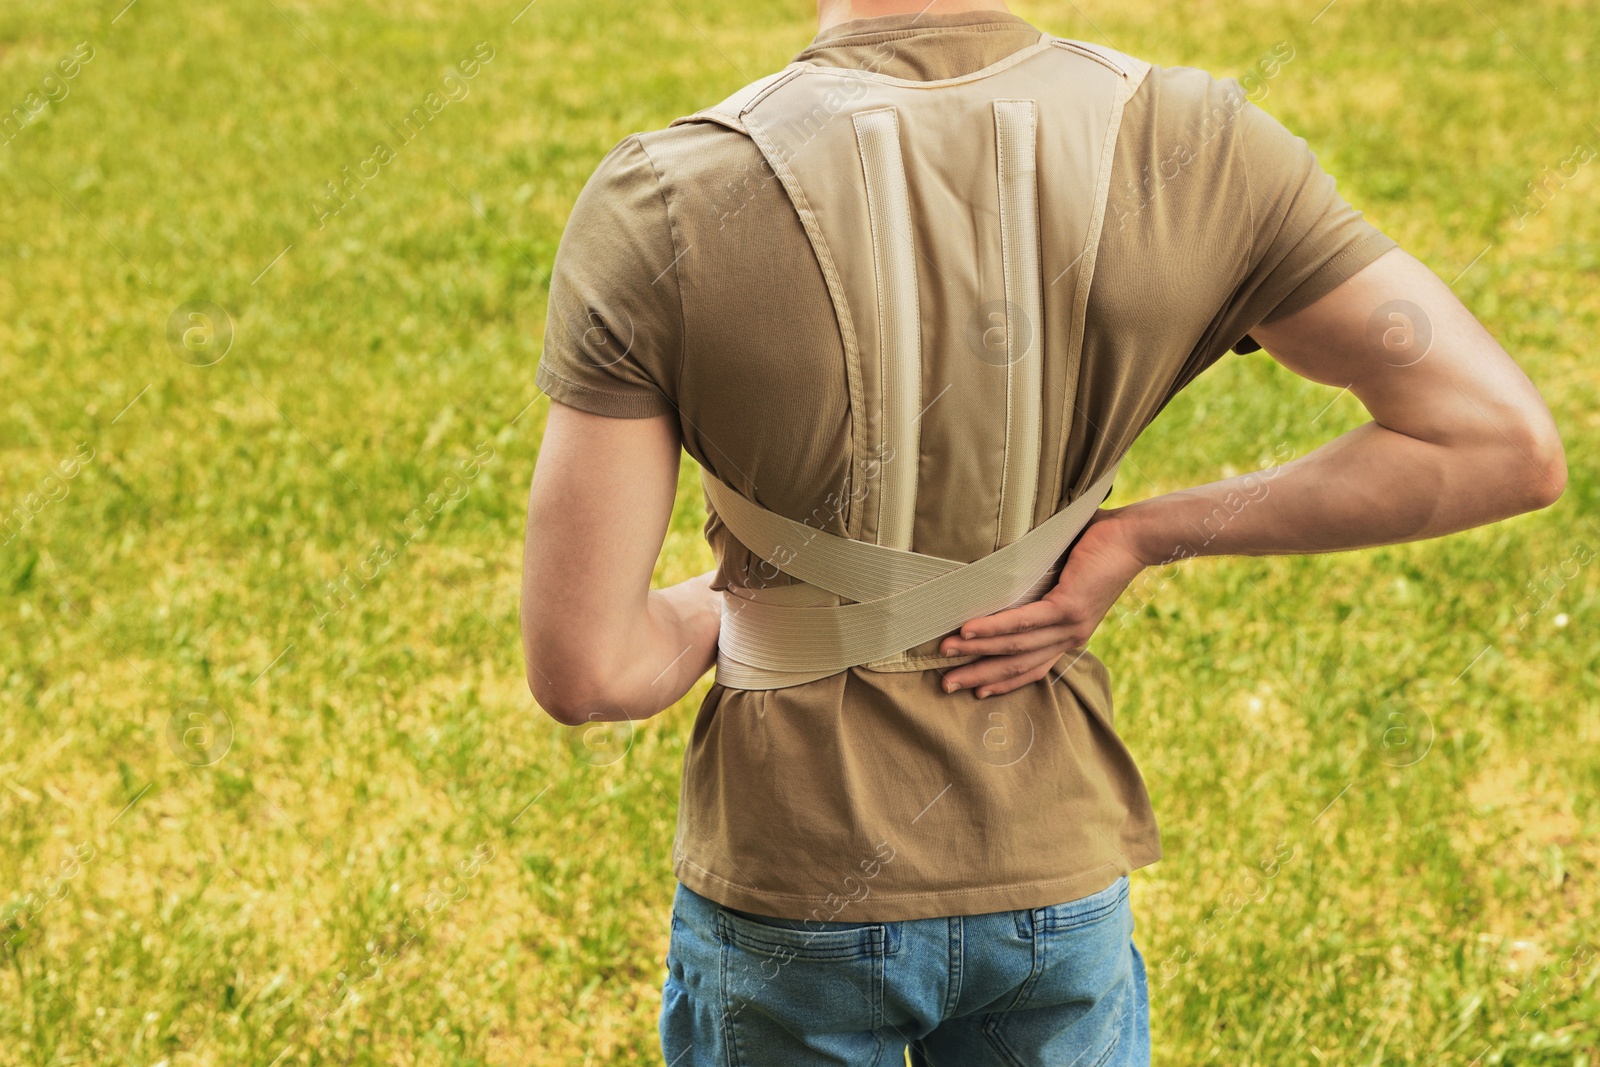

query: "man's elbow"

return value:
[524, 654, 634, 727]
[1509, 418, 1567, 511]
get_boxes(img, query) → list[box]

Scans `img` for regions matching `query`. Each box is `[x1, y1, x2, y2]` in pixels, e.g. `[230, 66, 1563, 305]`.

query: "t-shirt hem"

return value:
[535, 360, 675, 419]
[672, 841, 1163, 922]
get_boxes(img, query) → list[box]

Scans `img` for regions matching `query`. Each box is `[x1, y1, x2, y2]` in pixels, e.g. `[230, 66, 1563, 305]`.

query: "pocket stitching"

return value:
[717, 914, 889, 1063]
[1037, 876, 1129, 934]
[716, 909, 890, 961]
[983, 965, 1129, 1067]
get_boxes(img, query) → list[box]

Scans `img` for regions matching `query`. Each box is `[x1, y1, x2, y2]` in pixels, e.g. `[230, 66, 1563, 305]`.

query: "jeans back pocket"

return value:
[716, 907, 899, 1061]
[717, 907, 900, 961]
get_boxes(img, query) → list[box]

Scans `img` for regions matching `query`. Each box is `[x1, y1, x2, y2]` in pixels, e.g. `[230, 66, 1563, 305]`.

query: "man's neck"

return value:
[815, 0, 1014, 34]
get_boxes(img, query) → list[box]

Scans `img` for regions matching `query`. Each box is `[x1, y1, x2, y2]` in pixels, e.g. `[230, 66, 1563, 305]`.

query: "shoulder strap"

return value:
[1048, 36, 1152, 93]
[667, 64, 807, 134]
[667, 39, 1150, 134]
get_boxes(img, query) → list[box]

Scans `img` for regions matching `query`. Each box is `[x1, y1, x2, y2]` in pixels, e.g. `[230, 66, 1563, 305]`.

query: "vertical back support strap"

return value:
[852, 107, 923, 552]
[993, 98, 1043, 549]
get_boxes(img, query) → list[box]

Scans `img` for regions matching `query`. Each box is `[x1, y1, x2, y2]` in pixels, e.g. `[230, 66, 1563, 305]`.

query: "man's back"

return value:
[524, 4, 1565, 1063]
[534, 10, 1397, 921]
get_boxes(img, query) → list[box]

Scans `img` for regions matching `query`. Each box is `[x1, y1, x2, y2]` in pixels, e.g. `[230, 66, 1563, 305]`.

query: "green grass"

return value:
[1, 0, 1596, 1063]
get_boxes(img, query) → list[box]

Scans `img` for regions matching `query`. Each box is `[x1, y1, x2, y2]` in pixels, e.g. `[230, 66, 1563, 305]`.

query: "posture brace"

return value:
[671, 35, 1151, 690]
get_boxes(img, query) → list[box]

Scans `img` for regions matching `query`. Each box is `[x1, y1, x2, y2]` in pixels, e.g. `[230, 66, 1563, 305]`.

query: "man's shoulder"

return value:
[634, 116, 758, 157]
[1107, 56, 1288, 178]
[623, 100, 770, 184]
[1127, 59, 1256, 117]
[571, 118, 761, 210]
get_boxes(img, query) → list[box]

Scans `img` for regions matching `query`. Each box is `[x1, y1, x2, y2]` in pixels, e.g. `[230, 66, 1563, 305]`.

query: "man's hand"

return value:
[937, 511, 1148, 698]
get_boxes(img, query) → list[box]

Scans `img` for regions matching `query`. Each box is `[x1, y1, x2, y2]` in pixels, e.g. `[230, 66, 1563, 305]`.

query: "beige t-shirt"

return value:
[535, 11, 1398, 921]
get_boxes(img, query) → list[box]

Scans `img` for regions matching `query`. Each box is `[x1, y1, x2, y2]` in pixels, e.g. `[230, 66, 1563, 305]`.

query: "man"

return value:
[521, 0, 1565, 1063]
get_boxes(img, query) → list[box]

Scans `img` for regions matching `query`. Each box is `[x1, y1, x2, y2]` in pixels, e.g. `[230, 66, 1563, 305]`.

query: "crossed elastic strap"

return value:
[702, 459, 1121, 690]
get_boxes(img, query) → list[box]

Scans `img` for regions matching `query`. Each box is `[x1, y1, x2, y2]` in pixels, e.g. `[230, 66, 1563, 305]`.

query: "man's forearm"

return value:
[1112, 419, 1562, 566]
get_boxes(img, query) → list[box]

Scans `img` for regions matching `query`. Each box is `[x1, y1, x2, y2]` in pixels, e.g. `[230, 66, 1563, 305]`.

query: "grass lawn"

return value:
[1, 0, 1596, 1062]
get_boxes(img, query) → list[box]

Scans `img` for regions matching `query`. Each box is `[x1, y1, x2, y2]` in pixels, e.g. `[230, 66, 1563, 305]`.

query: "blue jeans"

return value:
[660, 874, 1150, 1066]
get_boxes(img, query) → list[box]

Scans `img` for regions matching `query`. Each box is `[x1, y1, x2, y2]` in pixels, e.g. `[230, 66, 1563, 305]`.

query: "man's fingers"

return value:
[941, 648, 1058, 695]
[976, 660, 1057, 698]
[940, 621, 1078, 659]
[948, 595, 1072, 643]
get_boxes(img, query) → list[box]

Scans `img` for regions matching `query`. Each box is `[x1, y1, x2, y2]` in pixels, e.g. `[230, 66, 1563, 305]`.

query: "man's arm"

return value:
[938, 248, 1566, 697]
[1113, 246, 1565, 562]
[520, 401, 720, 726]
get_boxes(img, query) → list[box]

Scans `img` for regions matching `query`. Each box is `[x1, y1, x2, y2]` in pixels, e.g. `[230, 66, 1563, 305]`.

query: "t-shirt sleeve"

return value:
[1223, 84, 1399, 347]
[534, 134, 684, 418]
